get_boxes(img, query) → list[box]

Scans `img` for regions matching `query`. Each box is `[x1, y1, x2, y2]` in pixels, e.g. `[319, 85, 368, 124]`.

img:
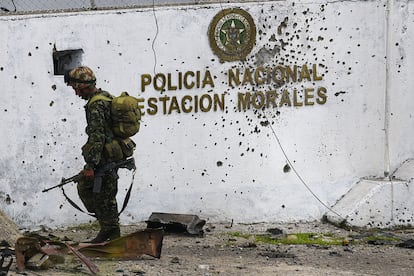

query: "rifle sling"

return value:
[119, 167, 136, 215]
[61, 168, 136, 217]
[61, 186, 95, 217]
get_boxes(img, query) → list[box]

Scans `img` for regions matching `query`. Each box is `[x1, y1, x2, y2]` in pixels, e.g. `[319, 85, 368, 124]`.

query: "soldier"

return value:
[64, 66, 120, 243]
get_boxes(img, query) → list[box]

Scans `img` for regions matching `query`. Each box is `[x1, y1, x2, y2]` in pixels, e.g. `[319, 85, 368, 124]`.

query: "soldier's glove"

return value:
[82, 168, 95, 180]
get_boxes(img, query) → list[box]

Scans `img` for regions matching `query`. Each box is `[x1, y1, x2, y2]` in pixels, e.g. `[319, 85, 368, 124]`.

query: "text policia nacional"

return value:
[137, 64, 327, 116]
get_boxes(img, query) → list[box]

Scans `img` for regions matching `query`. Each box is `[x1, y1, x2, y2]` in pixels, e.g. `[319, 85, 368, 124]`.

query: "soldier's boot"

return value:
[90, 221, 120, 243]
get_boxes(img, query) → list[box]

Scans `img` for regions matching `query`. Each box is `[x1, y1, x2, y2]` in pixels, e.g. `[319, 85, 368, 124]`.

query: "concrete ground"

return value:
[3, 221, 414, 275]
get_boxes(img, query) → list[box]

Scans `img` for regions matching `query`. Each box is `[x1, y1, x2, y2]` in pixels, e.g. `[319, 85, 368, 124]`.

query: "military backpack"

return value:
[88, 91, 141, 161]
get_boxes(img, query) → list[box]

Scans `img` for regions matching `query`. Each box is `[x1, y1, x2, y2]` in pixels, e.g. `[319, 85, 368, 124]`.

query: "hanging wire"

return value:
[11, 0, 16, 11]
[152, 0, 159, 75]
[260, 110, 345, 219]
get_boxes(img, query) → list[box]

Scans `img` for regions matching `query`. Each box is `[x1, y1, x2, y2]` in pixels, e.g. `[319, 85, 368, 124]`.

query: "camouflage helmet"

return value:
[64, 66, 96, 89]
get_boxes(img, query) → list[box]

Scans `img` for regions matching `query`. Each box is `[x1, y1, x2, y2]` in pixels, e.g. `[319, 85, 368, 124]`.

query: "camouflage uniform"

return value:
[65, 66, 122, 242]
[77, 89, 120, 236]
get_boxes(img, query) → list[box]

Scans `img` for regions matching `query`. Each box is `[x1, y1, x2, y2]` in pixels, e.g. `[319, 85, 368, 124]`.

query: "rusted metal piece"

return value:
[76, 228, 163, 259]
[14, 229, 163, 274]
[66, 243, 99, 275]
[146, 212, 206, 236]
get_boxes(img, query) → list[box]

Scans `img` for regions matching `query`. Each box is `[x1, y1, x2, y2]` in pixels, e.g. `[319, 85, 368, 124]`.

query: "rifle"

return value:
[42, 158, 136, 193]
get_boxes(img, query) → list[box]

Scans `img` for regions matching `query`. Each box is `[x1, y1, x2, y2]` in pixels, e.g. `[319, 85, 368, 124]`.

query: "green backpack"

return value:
[88, 91, 141, 139]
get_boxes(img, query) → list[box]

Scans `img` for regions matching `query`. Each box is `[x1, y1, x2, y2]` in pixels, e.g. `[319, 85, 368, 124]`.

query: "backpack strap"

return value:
[88, 94, 112, 106]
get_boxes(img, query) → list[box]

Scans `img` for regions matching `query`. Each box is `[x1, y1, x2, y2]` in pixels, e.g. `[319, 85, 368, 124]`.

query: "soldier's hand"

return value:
[82, 168, 95, 180]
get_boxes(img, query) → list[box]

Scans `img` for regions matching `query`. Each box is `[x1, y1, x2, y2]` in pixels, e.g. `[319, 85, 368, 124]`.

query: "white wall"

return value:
[0, 0, 413, 229]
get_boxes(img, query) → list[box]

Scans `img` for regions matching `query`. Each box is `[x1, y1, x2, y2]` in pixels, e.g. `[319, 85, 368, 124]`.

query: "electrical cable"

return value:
[11, 0, 16, 12]
[151, 0, 159, 75]
[261, 110, 345, 219]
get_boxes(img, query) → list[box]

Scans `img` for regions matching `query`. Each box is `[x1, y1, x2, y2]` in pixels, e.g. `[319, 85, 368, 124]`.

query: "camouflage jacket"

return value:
[82, 89, 114, 169]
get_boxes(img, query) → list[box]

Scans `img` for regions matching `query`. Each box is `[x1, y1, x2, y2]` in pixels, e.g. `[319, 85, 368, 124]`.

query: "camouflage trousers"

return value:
[77, 170, 119, 229]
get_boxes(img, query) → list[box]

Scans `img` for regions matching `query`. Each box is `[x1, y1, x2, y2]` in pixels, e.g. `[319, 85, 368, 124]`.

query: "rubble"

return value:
[14, 229, 164, 274]
[0, 210, 21, 245]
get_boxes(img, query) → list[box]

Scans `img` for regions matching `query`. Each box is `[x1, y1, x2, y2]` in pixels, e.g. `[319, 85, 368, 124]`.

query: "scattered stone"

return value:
[397, 239, 414, 249]
[198, 264, 210, 270]
[266, 227, 286, 239]
[287, 234, 298, 241]
[240, 242, 257, 248]
[342, 239, 350, 246]
[328, 251, 342, 257]
[170, 257, 180, 264]
[259, 249, 296, 258]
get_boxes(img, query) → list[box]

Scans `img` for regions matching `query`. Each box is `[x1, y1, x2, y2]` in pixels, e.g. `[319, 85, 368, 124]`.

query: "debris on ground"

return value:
[2, 220, 414, 275]
[14, 228, 164, 275]
[146, 212, 206, 236]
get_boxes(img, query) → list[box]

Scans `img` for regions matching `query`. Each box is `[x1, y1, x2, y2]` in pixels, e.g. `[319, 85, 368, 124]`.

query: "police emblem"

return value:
[208, 8, 256, 62]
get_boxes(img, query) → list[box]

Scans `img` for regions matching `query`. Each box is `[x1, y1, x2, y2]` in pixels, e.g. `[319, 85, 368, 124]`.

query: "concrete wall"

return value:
[0, 0, 413, 229]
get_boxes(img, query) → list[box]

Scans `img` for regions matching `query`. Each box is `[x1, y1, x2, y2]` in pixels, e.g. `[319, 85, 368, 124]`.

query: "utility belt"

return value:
[104, 137, 136, 162]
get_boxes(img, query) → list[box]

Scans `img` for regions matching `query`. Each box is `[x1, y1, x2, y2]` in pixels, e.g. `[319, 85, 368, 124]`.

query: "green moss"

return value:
[228, 231, 251, 239]
[228, 232, 345, 246]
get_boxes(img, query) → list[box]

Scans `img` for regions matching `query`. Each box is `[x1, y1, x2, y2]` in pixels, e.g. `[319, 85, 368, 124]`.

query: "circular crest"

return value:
[208, 8, 256, 62]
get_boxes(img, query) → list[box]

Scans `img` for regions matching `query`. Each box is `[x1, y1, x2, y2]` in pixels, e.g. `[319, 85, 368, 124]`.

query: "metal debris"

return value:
[14, 229, 164, 274]
[76, 228, 164, 259]
[0, 243, 13, 276]
[146, 212, 206, 236]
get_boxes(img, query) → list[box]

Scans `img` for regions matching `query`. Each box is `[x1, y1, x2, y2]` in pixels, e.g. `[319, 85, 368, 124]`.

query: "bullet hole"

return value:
[5, 194, 11, 204]
[23, 202, 27, 206]
[118, 52, 122, 56]
[14, 76, 17, 79]
[107, 40, 110, 44]
[40, 155, 43, 158]
[59, 204, 63, 209]
[0, 67, 3, 71]
[217, 161, 223, 167]
[334, 91, 347, 96]
[260, 121, 269, 126]
[28, 52, 32, 56]
[283, 164, 291, 173]
[281, 204, 285, 208]
[61, 118, 66, 122]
